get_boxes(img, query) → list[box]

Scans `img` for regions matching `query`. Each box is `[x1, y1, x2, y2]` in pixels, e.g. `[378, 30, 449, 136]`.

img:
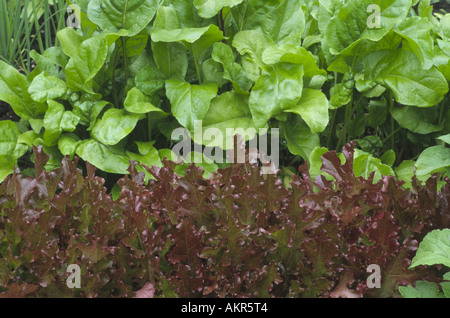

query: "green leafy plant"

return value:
[399, 228, 450, 298]
[0, 0, 450, 192]
[0, 0, 68, 72]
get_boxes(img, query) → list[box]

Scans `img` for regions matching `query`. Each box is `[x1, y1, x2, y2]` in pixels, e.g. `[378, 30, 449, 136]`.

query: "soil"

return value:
[434, 1, 450, 13]
[0, 101, 20, 122]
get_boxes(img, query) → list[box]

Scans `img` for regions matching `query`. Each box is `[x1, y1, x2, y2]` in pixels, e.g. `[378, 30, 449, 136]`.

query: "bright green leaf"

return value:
[194, 0, 244, 18]
[410, 229, 450, 269]
[284, 88, 329, 134]
[249, 63, 303, 127]
[415, 145, 450, 176]
[165, 79, 218, 131]
[91, 108, 141, 145]
[124, 87, 166, 114]
[28, 72, 68, 103]
[75, 139, 131, 174]
[87, 0, 158, 37]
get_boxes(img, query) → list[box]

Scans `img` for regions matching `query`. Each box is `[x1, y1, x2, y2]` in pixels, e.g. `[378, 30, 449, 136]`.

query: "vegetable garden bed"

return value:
[0, 0, 450, 298]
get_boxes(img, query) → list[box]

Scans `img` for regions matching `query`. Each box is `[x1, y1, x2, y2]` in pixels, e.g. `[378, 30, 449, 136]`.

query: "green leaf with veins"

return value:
[87, 0, 159, 37]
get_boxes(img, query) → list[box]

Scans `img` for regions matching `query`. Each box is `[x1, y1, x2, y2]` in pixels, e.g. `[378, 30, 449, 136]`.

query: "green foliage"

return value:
[399, 229, 450, 298]
[0, 0, 450, 191]
[0, 0, 68, 72]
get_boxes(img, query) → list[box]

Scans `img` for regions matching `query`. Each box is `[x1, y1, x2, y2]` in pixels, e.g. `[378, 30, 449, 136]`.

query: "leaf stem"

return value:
[336, 98, 353, 151]
[388, 91, 395, 152]
[327, 109, 337, 150]
[111, 47, 120, 107]
[239, 0, 249, 32]
[122, 37, 129, 84]
[192, 49, 202, 84]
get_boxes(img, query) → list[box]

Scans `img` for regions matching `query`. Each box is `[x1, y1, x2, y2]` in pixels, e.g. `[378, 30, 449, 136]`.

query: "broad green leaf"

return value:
[325, 0, 411, 55]
[17, 130, 42, 148]
[309, 146, 330, 182]
[197, 91, 258, 149]
[194, 0, 244, 18]
[442, 272, 450, 298]
[267, 46, 327, 80]
[168, 0, 215, 28]
[151, 41, 188, 80]
[28, 47, 68, 82]
[127, 141, 162, 181]
[201, 58, 228, 87]
[124, 87, 166, 114]
[367, 99, 387, 128]
[232, 30, 279, 67]
[151, 6, 188, 79]
[56, 27, 84, 58]
[115, 30, 149, 58]
[357, 49, 448, 107]
[87, 0, 158, 37]
[281, 115, 319, 162]
[152, 5, 180, 30]
[43, 100, 65, 147]
[65, 34, 109, 94]
[356, 135, 383, 155]
[76, 139, 131, 174]
[60, 111, 81, 132]
[283, 88, 329, 134]
[0, 121, 24, 158]
[29, 118, 44, 135]
[337, 31, 402, 69]
[353, 149, 394, 182]
[249, 63, 304, 127]
[165, 79, 218, 131]
[28, 72, 68, 103]
[211, 42, 252, 93]
[150, 24, 224, 62]
[391, 105, 443, 134]
[233, 0, 305, 46]
[395, 160, 415, 189]
[330, 82, 353, 109]
[380, 149, 396, 166]
[393, 16, 434, 69]
[410, 229, 450, 268]
[72, 100, 111, 130]
[135, 64, 166, 96]
[441, 14, 450, 40]
[0, 155, 16, 183]
[399, 281, 444, 298]
[58, 133, 81, 160]
[91, 108, 141, 145]
[415, 145, 450, 176]
[0, 61, 38, 119]
[438, 133, 450, 145]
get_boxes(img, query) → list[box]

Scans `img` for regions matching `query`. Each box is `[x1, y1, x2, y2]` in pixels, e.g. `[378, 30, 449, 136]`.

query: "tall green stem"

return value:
[327, 109, 337, 150]
[336, 98, 353, 151]
[388, 91, 395, 151]
[122, 37, 129, 83]
[192, 49, 202, 84]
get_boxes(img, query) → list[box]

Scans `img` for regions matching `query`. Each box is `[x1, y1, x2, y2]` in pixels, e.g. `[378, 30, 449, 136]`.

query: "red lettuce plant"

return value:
[0, 143, 449, 298]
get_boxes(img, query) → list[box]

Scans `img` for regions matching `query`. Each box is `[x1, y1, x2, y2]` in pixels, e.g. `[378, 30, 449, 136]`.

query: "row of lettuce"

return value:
[0, 145, 448, 297]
